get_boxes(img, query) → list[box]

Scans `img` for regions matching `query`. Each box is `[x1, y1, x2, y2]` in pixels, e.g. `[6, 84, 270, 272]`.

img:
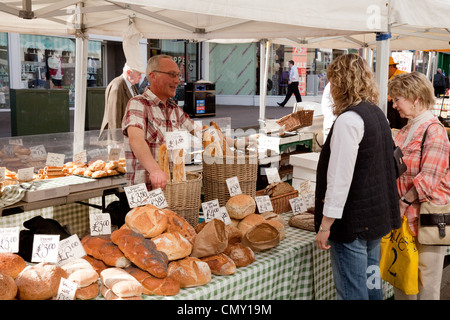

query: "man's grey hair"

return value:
[146, 54, 174, 77]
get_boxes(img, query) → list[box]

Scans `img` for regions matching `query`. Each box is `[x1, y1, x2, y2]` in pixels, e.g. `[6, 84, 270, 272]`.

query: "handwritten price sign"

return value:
[89, 213, 111, 236]
[124, 183, 151, 208]
[202, 199, 220, 222]
[147, 188, 168, 209]
[226, 176, 242, 197]
[165, 131, 189, 150]
[255, 195, 273, 213]
[56, 278, 78, 300]
[57, 235, 86, 266]
[31, 234, 60, 263]
[0, 227, 20, 253]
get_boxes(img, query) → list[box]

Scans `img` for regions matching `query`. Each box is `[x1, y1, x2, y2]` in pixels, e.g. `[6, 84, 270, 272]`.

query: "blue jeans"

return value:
[329, 237, 383, 300]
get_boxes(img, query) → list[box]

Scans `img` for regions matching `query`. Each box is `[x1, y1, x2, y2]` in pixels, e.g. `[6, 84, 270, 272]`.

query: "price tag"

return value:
[89, 213, 111, 236]
[289, 196, 308, 215]
[17, 167, 34, 182]
[216, 207, 232, 225]
[124, 183, 150, 208]
[165, 131, 189, 150]
[108, 148, 121, 161]
[0, 227, 20, 253]
[226, 176, 242, 197]
[258, 134, 280, 152]
[202, 199, 221, 222]
[147, 188, 168, 209]
[56, 278, 78, 300]
[255, 195, 273, 213]
[57, 234, 86, 266]
[303, 192, 315, 209]
[265, 167, 281, 184]
[31, 234, 60, 263]
[299, 180, 311, 195]
[88, 148, 107, 161]
[73, 150, 87, 164]
[205, 127, 220, 142]
[46, 152, 65, 167]
[29, 145, 47, 160]
[8, 138, 23, 146]
[0, 167, 5, 182]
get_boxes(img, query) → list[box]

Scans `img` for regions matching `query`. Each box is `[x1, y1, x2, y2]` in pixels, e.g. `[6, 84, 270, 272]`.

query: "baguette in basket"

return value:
[157, 144, 186, 183]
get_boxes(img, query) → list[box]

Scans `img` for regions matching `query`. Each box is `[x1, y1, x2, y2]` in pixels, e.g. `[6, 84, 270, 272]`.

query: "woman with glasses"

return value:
[122, 54, 195, 191]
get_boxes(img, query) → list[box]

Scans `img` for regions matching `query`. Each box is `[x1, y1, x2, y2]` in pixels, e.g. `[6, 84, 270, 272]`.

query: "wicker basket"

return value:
[163, 171, 202, 226]
[276, 110, 314, 132]
[255, 189, 299, 214]
[203, 153, 258, 207]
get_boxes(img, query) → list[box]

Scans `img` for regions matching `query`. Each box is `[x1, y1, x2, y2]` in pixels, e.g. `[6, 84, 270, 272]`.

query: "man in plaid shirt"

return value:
[122, 55, 195, 190]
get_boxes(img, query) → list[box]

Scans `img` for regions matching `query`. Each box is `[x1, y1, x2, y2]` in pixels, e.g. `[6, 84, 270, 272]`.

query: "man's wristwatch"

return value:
[401, 196, 412, 205]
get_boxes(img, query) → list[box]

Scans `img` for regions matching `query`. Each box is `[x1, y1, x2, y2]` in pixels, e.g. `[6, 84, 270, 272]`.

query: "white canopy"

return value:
[0, 0, 449, 136]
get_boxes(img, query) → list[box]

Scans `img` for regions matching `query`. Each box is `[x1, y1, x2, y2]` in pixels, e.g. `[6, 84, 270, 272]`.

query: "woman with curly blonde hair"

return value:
[315, 53, 401, 300]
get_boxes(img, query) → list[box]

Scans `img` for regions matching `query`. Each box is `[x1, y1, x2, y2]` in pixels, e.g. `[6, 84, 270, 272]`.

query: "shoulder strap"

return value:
[419, 122, 446, 168]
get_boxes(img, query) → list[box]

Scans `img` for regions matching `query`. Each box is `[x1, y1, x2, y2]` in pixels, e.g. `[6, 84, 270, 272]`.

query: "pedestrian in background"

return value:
[433, 68, 446, 97]
[315, 53, 401, 300]
[277, 60, 302, 107]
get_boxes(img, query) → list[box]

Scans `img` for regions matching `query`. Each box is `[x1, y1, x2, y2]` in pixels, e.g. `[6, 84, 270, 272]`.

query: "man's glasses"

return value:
[153, 70, 181, 79]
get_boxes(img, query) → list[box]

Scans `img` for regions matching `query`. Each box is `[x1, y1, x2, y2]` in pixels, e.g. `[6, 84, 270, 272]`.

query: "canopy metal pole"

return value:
[375, 30, 391, 115]
[259, 40, 271, 129]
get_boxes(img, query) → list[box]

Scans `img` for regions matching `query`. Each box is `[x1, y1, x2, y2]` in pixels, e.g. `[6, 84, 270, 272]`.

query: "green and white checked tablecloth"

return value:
[143, 212, 337, 300]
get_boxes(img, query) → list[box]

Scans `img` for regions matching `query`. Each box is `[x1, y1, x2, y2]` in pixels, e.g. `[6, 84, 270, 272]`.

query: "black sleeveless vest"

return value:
[314, 102, 401, 243]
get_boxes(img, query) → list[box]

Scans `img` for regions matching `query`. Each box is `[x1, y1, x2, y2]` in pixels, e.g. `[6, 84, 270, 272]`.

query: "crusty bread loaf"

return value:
[210, 121, 233, 156]
[225, 194, 256, 219]
[226, 225, 242, 244]
[200, 253, 236, 276]
[0, 252, 26, 279]
[158, 143, 170, 180]
[82, 255, 108, 275]
[81, 235, 131, 268]
[263, 219, 285, 240]
[264, 181, 295, 197]
[61, 258, 99, 288]
[125, 204, 168, 238]
[125, 266, 180, 296]
[168, 257, 211, 288]
[100, 284, 143, 300]
[163, 209, 197, 244]
[241, 223, 280, 252]
[110, 228, 169, 279]
[288, 213, 315, 232]
[172, 149, 186, 182]
[260, 211, 286, 226]
[100, 267, 143, 298]
[237, 213, 265, 235]
[223, 243, 255, 267]
[152, 232, 192, 261]
[76, 282, 99, 300]
[0, 273, 17, 300]
[15, 262, 68, 300]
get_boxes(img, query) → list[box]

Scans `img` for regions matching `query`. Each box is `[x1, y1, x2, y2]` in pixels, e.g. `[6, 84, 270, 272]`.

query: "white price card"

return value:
[216, 207, 232, 225]
[202, 199, 221, 222]
[265, 167, 281, 184]
[57, 234, 86, 266]
[0, 227, 20, 253]
[56, 278, 78, 300]
[29, 145, 47, 160]
[0, 167, 5, 182]
[73, 150, 87, 164]
[303, 192, 315, 209]
[17, 167, 34, 182]
[165, 131, 189, 150]
[255, 195, 274, 213]
[299, 180, 311, 194]
[46, 152, 65, 167]
[108, 147, 121, 161]
[258, 134, 280, 152]
[31, 234, 60, 263]
[8, 138, 23, 146]
[147, 188, 168, 209]
[226, 176, 242, 197]
[124, 183, 150, 208]
[89, 213, 111, 236]
[289, 196, 308, 215]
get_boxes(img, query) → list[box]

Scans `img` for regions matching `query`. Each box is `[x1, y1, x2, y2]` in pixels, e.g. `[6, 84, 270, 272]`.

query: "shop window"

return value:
[0, 32, 9, 109]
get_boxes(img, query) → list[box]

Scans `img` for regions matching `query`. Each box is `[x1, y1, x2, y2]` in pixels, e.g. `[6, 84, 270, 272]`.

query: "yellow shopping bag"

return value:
[379, 215, 419, 295]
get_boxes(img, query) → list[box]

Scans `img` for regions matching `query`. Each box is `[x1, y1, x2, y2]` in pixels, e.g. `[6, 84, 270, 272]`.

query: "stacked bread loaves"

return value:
[61, 258, 100, 300]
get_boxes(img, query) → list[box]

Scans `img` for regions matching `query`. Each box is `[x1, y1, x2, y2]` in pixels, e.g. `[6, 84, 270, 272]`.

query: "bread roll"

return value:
[76, 282, 99, 300]
[110, 228, 169, 279]
[225, 194, 256, 219]
[81, 235, 131, 268]
[152, 232, 192, 261]
[100, 284, 143, 300]
[168, 257, 211, 288]
[15, 263, 68, 300]
[125, 204, 168, 238]
[163, 209, 197, 244]
[61, 258, 99, 288]
[237, 213, 265, 234]
[88, 160, 105, 171]
[0, 253, 26, 279]
[100, 267, 143, 298]
[223, 243, 255, 267]
[0, 273, 17, 300]
[200, 253, 236, 276]
[125, 266, 180, 296]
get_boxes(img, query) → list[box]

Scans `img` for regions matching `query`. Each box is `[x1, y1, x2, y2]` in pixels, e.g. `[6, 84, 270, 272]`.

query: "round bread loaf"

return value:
[237, 213, 265, 234]
[225, 194, 256, 219]
[260, 211, 286, 226]
[15, 262, 67, 300]
[225, 225, 242, 244]
[125, 204, 168, 238]
[76, 282, 99, 300]
[168, 257, 211, 288]
[0, 253, 26, 279]
[263, 220, 285, 240]
[152, 232, 192, 261]
[163, 209, 197, 244]
[200, 253, 236, 275]
[223, 243, 255, 267]
[0, 273, 17, 300]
